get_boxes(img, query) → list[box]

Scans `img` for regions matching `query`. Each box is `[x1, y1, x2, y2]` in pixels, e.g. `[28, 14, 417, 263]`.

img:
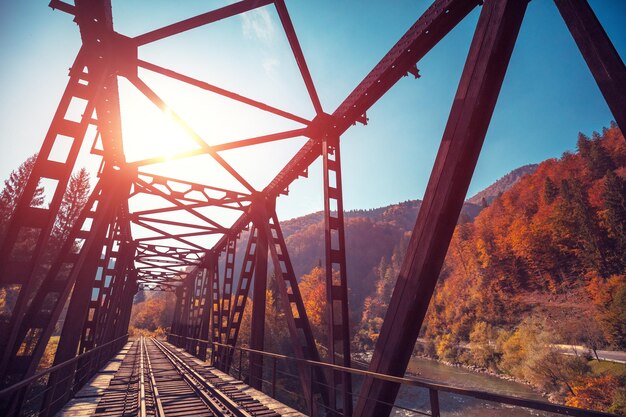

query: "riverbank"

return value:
[353, 350, 548, 399]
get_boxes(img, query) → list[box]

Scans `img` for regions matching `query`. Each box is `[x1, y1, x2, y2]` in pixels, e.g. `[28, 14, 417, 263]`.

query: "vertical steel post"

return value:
[210, 255, 221, 364]
[170, 286, 184, 344]
[322, 134, 352, 416]
[249, 219, 268, 389]
[353, 1, 529, 416]
[429, 389, 440, 417]
[199, 256, 215, 361]
[218, 236, 237, 364]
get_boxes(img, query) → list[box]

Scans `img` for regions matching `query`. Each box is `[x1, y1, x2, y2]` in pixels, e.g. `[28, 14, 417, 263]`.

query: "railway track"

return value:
[92, 338, 281, 417]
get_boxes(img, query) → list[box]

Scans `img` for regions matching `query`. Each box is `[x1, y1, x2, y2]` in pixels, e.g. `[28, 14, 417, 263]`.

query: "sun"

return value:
[118, 77, 204, 169]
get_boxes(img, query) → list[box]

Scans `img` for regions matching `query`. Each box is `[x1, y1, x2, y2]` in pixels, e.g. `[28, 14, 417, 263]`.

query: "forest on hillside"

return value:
[131, 123, 626, 414]
[1, 124, 624, 414]
[240, 123, 625, 413]
[352, 123, 625, 413]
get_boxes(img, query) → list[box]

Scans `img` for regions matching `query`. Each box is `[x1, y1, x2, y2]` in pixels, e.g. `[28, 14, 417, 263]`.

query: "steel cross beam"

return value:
[353, 1, 529, 416]
[208, 0, 483, 257]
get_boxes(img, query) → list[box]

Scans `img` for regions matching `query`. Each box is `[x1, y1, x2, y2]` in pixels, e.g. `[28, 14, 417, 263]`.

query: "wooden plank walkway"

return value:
[55, 342, 135, 417]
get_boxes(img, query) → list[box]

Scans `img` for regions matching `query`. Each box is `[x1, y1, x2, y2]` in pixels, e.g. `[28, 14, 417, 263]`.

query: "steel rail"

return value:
[138, 337, 147, 417]
[142, 337, 166, 417]
[150, 338, 252, 417]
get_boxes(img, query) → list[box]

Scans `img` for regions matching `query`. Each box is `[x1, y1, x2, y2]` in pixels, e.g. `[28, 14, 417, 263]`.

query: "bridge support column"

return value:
[199, 256, 216, 361]
[322, 134, 352, 416]
[353, 1, 529, 416]
[249, 220, 268, 389]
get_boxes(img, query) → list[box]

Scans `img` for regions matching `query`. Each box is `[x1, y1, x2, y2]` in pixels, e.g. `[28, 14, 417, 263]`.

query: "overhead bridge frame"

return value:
[0, 0, 624, 416]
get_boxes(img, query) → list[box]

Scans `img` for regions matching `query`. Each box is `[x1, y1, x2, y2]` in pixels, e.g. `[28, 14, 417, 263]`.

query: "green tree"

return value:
[543, 176, 558, 205]
[52, 168, 91, 244]
[577, 132, 615, 180]
[557, 179, 608, 275]
[600, 170, 626, 267]
[0, 154, 44, 239]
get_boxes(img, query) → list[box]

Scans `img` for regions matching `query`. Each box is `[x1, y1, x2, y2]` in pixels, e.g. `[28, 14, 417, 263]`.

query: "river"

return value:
[386, 355, 558, 416]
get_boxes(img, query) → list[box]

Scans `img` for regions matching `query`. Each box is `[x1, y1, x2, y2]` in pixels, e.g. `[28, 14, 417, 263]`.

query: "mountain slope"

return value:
[466, 163, 538, 206]
[280, 163, 537, 317]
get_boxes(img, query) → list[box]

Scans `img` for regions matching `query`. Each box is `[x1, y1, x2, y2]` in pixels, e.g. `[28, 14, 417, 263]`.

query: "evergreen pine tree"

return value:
[601, 170, 626, 267]
[52, 168, 91, 244]
[588, 133, 615, 179]
[544, 177, 558, 205]
[0, 154, 44, 239]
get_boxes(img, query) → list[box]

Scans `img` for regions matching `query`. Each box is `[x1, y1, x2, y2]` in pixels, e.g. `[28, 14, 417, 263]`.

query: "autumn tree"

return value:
[577, 132, 615, 180]
[499, 316, 588, 396]
[130, 291, 177, 336]
[587, 274, 626, 349]
[566, 375, 621, 413]
[468, 321, 499, 369]
[298, 266, 327, 342]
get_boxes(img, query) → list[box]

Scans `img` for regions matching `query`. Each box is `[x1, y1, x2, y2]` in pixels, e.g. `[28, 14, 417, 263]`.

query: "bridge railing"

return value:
[168, 334, 618, 417]
[0, 334, 129, 417]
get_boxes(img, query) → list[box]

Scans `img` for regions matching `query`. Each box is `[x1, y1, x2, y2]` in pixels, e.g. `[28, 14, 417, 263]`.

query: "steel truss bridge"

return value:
[0, 0, 624, 416]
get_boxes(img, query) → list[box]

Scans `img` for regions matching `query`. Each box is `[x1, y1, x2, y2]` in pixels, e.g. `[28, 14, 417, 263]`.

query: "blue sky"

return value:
[0, 1, 624, 223]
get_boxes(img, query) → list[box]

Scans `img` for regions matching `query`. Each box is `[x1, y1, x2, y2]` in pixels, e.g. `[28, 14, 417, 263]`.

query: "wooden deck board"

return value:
[55, 341, 134, 417]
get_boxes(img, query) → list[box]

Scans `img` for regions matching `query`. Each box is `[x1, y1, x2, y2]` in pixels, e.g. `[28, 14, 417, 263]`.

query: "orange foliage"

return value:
[566, 375, 620, 411]
[426, 124, 626, 342]
[299, 266, 327, 335]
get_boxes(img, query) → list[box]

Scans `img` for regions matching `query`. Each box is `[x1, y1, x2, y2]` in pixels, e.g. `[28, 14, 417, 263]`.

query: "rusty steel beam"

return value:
[554, 0, 626, 130]
[248, 223, 267, 388]
[322, 134, 352, 416]
[137, 59, 311, 126]
[274, 0, 323, 115]
[0, 51, 107, 379]
[353, 1, 529, 416]
[259, 207, 329, 411]
[210, 254, 221, 363]
[221, 225, 259, 371]
[208, 0, 483, 257]
[216, 236, 237, 368]
[198, 259, 215, 360]
[134, 0, 274, 46]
